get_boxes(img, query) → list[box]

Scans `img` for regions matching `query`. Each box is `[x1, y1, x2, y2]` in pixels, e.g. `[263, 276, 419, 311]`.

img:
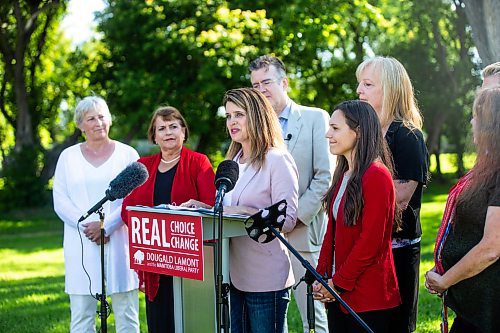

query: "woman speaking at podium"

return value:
[121, 106, 215, 333]
[184, 88, 299, 333]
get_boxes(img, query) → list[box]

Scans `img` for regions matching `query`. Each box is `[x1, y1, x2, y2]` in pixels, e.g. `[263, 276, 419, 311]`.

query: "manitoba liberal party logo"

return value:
[133, 250, 145, 265]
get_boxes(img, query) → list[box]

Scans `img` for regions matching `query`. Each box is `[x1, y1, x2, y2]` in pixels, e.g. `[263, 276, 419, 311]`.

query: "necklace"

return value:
[160, 155, 180, 164]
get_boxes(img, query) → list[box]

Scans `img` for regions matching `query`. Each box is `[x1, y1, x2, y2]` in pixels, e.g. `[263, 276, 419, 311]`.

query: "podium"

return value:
[126, 206, 248, 333]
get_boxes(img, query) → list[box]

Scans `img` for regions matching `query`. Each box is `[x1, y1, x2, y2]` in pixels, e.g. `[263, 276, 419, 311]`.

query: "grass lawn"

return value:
[0, 173, 457, 332]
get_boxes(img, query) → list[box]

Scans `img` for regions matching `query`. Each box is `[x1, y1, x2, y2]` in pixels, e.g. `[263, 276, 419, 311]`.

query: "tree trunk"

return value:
[463, 0, 500, 66]
[456, 151, 465, 177]
[14, 62, 34, 151]
[425, 111, 446, 160]
[435, 152, 442, 176]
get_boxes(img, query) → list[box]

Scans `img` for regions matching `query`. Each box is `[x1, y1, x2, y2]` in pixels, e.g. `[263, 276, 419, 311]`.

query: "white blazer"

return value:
[53, 141, 139, 295]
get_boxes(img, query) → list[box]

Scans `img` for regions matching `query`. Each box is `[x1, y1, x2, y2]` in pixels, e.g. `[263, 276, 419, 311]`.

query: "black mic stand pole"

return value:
[307, 282, 316, 332]
[97, 208, 108, 333]
[293, 275, 316, 332]
[214, 201, 230, 333]
[268, 226, 373, 333]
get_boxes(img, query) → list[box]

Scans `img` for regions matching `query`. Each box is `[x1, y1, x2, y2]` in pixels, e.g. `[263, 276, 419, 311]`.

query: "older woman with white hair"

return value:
[53, 96, 140, 332]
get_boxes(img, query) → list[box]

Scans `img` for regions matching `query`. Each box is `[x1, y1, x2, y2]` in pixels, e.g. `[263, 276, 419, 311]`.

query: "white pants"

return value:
[290, 250, 329, 333]
[69, 289, 140, 333]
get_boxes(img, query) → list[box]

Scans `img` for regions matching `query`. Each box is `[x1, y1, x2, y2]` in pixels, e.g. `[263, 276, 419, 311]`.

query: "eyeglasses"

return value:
[252, 78, 280, 90]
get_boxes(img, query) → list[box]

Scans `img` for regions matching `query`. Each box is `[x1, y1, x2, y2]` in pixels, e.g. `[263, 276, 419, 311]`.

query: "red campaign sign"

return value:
[128, 210, 204, 281]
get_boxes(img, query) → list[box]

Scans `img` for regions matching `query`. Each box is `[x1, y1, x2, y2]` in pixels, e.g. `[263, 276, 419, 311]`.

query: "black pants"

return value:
[450, 316, 483, 333]
[145, 275, 175, 333]
[328, 303, 394, 333]
[388, 243, 421, 333]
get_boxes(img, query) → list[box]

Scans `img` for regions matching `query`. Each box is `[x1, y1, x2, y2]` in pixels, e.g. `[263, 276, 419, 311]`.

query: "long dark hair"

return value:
[458, 87, 500, 206]
[323, 100, 394, 226]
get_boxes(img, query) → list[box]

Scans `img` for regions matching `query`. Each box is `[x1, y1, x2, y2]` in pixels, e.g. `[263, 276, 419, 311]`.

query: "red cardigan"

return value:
[316, 162, 401, 313]
[121, 147, 216, 301]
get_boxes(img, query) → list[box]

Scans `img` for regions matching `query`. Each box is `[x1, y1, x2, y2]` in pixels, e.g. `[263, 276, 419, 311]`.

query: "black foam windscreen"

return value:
[244, 199, 287, 243]
[107, 161, 149, 200]
[215, 160, 239, 192]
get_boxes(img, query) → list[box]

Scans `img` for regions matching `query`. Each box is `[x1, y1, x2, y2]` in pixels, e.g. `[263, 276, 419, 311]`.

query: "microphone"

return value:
[78, 162, 149, 222]
[214, 160, 239, 210]
[285, 133, 292, 141]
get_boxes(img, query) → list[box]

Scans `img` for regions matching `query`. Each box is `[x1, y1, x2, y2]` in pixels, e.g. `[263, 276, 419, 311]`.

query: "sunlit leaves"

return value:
[95, 0, 274, 154]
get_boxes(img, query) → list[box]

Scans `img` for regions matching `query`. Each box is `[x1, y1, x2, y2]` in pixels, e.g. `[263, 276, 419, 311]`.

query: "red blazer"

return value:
[316, 162, 400, 313]
[121, 147, 216, 301]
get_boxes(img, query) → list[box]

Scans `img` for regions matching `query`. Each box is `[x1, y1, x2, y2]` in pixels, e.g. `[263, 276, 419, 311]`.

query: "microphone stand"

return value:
[307, 282, 316, 332]
[214, 202, 230, 332]
[97, 208, 108, 333]
[293, 276, 316, 332]
[245, 202, 374, 333]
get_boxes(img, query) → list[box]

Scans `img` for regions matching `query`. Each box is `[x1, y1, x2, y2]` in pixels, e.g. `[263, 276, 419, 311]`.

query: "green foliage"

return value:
[0, 1, 106, 208]
[0, 146, 47, 211]
[94, 0, 389, 155]
[0, 1, 69, 146]
[374, 0, 479, 170]
[429, 152, 476, 174]
[230, 0, 388, 109]
[94, 0, 272, 154]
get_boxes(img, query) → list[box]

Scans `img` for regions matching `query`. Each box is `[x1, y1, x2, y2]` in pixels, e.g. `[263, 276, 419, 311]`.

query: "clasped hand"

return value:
[82, 221, 109, 245]
[312, 278, 338, 303]
[424, 266, 448, 295]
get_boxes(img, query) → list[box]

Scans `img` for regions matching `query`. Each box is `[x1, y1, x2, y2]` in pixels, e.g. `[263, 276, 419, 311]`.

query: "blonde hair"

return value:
[356, 56, 422, 130]
[222, 88, 285, 170]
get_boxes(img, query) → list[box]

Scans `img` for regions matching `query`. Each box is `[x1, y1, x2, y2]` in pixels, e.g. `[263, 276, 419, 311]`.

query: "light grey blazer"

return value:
[228, 148, 299, 292]
[285, 101, 334, 252]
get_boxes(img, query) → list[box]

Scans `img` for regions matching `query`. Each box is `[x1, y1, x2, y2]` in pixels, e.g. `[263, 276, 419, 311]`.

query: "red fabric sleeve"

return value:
[316, 201, 335, 278]
[121, 156, 156, 225]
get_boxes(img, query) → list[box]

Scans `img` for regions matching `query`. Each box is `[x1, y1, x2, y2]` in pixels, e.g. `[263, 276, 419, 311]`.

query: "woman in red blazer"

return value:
[121, 106, 215, 333]
[313, 100, 400, 333]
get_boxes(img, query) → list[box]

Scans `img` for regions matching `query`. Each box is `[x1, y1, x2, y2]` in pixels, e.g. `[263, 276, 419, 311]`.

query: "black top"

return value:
[443, 173, 500, 333]
[153, 164, 178, 206]
[385, 121, 429, 239]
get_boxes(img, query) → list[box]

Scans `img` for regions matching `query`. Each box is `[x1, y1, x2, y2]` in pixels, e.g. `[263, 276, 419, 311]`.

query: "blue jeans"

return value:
[230, 285, 290, 333]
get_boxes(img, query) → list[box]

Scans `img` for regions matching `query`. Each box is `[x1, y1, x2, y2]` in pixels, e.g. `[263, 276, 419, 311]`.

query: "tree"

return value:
[94, 1, 278, 155]
[229, 0, 384, 108]
[375, 0, 478, 177]
[0, 1, 101, 209]
[95, 0, 386, 157]
[463, 0, 500, 66]
[0, 0, 65, 150]
[0, 1, 64, 208]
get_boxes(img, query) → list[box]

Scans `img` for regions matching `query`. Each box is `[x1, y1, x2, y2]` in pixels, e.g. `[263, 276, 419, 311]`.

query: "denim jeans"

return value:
[230, 285, 290, 333]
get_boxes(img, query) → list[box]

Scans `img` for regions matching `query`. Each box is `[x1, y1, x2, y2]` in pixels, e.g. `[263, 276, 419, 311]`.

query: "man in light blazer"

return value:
[250, 55, 333, 333]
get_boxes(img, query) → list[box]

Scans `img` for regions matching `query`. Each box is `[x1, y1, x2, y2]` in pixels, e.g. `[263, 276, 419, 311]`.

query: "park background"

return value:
[0, 0, 498, 332]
